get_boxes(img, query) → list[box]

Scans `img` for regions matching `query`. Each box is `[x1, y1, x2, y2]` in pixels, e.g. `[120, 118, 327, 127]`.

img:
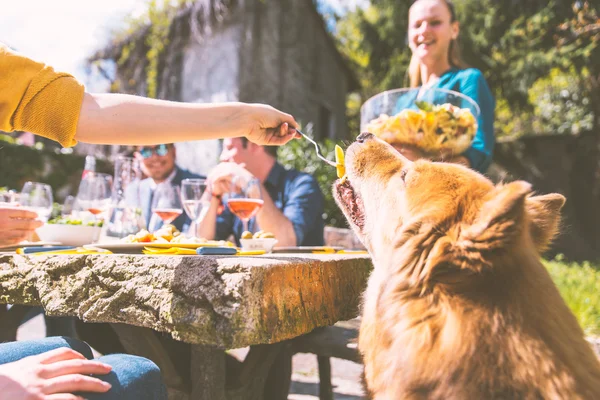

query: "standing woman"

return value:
[396, 0, 495, 173]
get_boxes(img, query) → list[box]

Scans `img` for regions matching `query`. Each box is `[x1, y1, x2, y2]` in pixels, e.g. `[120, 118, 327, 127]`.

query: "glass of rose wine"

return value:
[226, 176, 263, 234]
[76, 173, 113, 219]
[151, 184, 183, 231]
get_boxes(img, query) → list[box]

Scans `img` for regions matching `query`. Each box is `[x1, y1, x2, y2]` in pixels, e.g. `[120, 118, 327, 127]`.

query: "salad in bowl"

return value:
[360, 88, 480, 155]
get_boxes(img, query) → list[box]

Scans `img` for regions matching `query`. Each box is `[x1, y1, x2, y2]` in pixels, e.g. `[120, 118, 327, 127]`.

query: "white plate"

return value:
[85, 241, 234, 254]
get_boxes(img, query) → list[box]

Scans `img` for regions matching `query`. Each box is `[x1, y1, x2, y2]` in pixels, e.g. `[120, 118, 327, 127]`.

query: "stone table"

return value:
[0, 253, 372, 399]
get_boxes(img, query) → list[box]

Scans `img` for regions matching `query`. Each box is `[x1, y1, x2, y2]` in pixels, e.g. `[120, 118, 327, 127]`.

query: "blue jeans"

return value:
[0, 337, 167, 400]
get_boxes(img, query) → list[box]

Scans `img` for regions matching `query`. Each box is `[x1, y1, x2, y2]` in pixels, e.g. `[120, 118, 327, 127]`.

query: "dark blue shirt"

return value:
[215, 163, 325, 246]
[393, 68, 496, 173]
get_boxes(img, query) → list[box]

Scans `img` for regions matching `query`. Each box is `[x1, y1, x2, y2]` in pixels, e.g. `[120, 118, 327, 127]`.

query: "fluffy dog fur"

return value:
[334, 133, 600, 399]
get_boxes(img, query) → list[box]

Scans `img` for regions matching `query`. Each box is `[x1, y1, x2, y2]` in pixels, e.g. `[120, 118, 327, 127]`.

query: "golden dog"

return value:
[333, 132, 600, 399]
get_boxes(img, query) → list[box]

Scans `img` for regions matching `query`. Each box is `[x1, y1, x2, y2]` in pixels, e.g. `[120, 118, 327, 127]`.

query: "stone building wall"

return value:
[238, 0, 354, 140]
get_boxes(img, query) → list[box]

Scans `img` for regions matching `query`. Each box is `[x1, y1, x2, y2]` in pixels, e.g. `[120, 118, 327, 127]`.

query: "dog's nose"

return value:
[356, 132, 374, 143]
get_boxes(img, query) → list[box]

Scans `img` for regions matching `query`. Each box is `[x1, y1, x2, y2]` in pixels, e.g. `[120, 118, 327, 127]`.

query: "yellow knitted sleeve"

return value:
[0, 43, 84, 148]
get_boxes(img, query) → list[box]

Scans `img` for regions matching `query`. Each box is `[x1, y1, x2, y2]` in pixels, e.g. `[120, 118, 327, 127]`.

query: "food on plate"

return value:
[121, 225, 232, 246]
[241, 231, 253, 239]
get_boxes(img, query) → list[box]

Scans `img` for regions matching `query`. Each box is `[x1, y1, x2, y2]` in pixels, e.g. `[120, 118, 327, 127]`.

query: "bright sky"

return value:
[0, 0, 367, 91]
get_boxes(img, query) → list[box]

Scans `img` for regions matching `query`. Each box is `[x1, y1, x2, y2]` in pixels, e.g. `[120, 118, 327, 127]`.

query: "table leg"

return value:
[0, 304, 31, 342]
[317, 355, 334, 400]
[225, 343, 285, 400]
[191, 344, 226, 400]
[264, 341, 293, 400]
[110, 323, 188, 393]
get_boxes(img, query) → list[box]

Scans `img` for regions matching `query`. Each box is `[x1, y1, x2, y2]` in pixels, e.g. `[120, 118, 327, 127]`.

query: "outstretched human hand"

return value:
[241, 104, 301, 146]
[0, 347, 112, 400]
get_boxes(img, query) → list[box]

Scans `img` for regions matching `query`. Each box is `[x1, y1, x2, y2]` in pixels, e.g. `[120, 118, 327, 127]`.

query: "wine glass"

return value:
[227, 176, 263, 234]
[76, 172, 113, 219]
[151, 184, 183, 231]
[20, 182, 53, 222]
[180, 179, 209, 237]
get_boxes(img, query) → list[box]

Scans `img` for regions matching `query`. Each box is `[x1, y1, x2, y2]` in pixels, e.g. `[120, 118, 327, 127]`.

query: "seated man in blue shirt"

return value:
[198, 138, 325, 246]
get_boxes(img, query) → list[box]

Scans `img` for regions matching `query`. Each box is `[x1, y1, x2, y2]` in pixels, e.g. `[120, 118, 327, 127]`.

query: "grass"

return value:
[544, 256, 600, 337]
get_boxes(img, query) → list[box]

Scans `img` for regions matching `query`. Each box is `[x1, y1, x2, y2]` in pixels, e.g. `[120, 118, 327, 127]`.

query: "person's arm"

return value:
[0, 207, 43, 247]
[254, 185, 297, 247]
[0, 347, 112, 398]
[0, 43, 299, 148]
[256, 174, 324, 247]
[76, 94, 299, 146]
[459, 69, 496, 173]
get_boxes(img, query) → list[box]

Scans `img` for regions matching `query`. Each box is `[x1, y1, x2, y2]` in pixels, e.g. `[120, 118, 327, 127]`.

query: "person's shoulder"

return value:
[283, 166, 317, 184]
[455, 67, 486, 82]
[177, 167, 205, 180]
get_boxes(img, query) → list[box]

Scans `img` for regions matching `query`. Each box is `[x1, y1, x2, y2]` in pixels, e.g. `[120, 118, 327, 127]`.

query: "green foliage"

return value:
[528, 67, 594, 135]
[105, 0, 191, 97]
[145, 0, 178, 98]
[277, 132, 347, 228]
[545, 256, 600, 336]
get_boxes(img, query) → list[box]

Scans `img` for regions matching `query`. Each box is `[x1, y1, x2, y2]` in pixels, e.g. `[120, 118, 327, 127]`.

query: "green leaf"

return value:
[415, 100, 433, 112]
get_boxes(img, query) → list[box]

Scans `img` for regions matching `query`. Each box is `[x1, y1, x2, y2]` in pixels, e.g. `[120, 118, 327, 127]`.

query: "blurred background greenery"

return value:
[546, 256, 600, 336]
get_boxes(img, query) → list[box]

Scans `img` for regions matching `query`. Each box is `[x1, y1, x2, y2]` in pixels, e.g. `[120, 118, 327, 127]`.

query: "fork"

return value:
[295, 129, 337, 167]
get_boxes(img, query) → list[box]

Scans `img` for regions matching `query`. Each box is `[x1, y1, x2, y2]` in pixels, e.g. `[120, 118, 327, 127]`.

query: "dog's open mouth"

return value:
[335, 178, 365, 230]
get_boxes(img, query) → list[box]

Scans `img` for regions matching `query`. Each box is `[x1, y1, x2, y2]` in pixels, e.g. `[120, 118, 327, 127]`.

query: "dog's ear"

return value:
[525, 193, 565, 253]
[459, 180, 532, 251]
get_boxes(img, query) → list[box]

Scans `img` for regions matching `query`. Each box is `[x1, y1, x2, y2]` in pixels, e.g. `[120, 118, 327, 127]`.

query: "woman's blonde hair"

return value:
[406, 0, 468, 87]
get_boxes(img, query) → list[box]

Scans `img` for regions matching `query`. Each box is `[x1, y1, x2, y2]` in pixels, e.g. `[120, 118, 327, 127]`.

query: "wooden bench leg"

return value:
[317, 355, 334, 400]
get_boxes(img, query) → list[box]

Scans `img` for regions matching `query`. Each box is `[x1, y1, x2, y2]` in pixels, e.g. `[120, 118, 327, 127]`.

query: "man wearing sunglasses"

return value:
[133, 143, 204, 232]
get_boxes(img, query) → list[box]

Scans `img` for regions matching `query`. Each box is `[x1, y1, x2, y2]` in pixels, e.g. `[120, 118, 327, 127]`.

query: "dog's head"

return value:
[334, 133, 565, 274]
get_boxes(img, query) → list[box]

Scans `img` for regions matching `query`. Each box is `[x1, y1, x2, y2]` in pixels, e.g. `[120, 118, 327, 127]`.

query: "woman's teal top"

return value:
[393, 68, 495, 173]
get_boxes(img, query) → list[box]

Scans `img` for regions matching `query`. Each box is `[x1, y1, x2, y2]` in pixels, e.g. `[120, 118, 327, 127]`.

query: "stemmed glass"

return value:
[151, 184, 183, 231]
[20, 182, 53, 222]
[226, 176, 263, 234]
[180, 179, 209, 237]
[76, 172, 113, 219]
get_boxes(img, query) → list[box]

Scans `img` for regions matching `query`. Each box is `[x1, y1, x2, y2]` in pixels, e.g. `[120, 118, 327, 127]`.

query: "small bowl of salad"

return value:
[35, 217, 103, 246]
